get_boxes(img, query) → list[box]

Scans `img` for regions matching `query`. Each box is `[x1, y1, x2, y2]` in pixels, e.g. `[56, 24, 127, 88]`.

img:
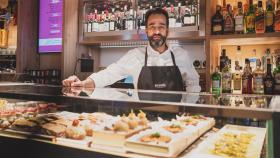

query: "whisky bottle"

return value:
[235, 2, 244, 34]
[265, 0, 274, 32]
[87, 13, 93, 33]
[220, 49, 228, 72]
[275, 0, 280, 32]
[253, 59, 264, 94]
[232, 61, 242, 94]
[242, 58, 253, 94]
[127, 8, 134, 30]
[104, 10, 110, 32]
[245, 0, 255, 33]
[169, 4, 176, 28]
[264, 59, 275, 94]
[211, 5, 224, 35]
[212, 66, 221, 95]
[92, 10, 99, 32]
[109, 8, 116, 31]
[255, 0, 265, 33]
[222, 60, 232, 93]
[262, 48, 273, 73]
[99, 13, 104, 32]
[223, 4, 235, 34]
[175, 3, 182, 27]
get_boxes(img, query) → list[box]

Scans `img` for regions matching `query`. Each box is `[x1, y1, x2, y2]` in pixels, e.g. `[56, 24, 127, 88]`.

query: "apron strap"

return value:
[145, 47, 177, 66]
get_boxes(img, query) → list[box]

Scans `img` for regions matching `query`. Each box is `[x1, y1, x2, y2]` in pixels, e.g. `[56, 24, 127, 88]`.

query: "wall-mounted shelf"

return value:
[80, 26, 205, 44]
[207, 32, 280, 45]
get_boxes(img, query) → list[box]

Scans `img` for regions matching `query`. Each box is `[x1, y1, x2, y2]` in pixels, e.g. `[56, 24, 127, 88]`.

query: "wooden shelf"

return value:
[207, 32, 280, 45]
[80, 26, 205, 44]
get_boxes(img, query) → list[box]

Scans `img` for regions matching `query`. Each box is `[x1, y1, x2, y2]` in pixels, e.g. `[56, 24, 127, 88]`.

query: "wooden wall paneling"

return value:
[62, 0, 79, 79]
[16, 0, 39, 73]
[40, 54, 61, 70]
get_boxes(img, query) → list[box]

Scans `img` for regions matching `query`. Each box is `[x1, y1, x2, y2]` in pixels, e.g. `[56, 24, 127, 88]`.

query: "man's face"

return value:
[145, 14, 168, 50]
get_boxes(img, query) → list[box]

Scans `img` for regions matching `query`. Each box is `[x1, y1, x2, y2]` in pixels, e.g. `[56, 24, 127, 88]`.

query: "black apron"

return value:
[137, 48, 184, 102]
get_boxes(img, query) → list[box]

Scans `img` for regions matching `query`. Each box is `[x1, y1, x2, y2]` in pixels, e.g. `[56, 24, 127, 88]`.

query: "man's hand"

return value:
[62, 75, 95, 88]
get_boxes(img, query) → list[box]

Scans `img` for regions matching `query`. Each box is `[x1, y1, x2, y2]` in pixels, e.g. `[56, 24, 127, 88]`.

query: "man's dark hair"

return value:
[145, 8, 169, 28]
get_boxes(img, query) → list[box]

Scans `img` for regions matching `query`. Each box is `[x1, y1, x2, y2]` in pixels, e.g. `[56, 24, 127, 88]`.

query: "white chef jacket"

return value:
[89, 44, 201, 92]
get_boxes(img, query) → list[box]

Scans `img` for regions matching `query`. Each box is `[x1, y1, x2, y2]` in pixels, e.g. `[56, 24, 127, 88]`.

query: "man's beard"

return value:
[148, 34, 167, 50]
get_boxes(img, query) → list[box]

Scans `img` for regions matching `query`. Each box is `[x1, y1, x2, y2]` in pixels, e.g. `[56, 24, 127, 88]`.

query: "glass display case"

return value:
[0, 83, 279, 158]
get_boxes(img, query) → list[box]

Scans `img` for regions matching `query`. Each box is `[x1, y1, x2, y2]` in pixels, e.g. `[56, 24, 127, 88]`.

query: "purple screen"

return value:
[39, 0, 63, 53]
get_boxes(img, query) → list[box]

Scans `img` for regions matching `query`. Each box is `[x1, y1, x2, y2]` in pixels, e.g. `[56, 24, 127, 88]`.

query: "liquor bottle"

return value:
[212, 66, 221, 95]
[221, 0, 227, 18]
[87, 13, 93, 33]
[253, 59, 264, 94]
[236, 45, 242, 66]
[255, 0, 265, 33]
[264, 59, 275, 94]
[122, 5, 128, 30]
[220, 49, 228, 72]
[99, 13, 104, 32]
[275, 0, 280, 32]
[222, 60, 232, 93]
[262, 48, 273, 72]
[140, 6, 146, 29]
[175, 3, 182, 27]
[235, 2, 244, 34]
[84, 14, 89, 33]
[169, 4, 176, 28]
[223, 4, 235, 34]
[273, 56, 280, 94]
[184, 0, 195, 26]
[92, 10, 99, 32]
[103, 10, 110, 32]
[249, 49, 257, 71]
[242, 58, 253, 94]
[232, 61, 242, 94]
[211, 5, 224, 35]
[245, 0, 255, 33]
[265, 0, 274, 32]
[109, 8, 116, 31]
[127, 8, 134, 30]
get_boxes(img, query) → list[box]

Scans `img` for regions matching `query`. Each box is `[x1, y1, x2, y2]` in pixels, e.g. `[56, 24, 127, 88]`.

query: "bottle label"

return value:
[266, 12, 274, 26]
[169, 18, 176, 28]
[87, 23, 92, 32]
[109, 21, 115, 31]
[213, 25, 222, 32]
[235, 16, 244, 31]
[84, 23, 88, 33]
[224, 16, 234, 31]
[253, 75, 264, 92]
[255, 14, 265, 32]
[246, 15, 255, 29]
[104, 22, 110, 32]
[184, 16, 191, 25]
[212, 80, 220, 89]
[275, 73, 280, 84]
[264, 80, 273, 88]
[93, 22, 99, 32]
[233, 78, 241, 90]
[222, 73, 232, 91]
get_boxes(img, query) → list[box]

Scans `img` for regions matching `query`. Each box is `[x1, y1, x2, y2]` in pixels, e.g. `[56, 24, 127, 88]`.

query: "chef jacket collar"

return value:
[147, 43, 172, 57]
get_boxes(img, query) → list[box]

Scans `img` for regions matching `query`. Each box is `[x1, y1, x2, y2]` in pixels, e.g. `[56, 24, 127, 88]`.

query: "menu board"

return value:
[38, 0, 63, 53]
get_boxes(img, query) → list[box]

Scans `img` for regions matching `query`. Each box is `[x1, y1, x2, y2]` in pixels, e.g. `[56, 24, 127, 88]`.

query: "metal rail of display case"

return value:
[0, 83, 279, 158]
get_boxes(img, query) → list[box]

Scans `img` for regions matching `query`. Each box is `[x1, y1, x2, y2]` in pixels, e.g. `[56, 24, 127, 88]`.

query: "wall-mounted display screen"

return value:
[38, 0, 63, 53]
